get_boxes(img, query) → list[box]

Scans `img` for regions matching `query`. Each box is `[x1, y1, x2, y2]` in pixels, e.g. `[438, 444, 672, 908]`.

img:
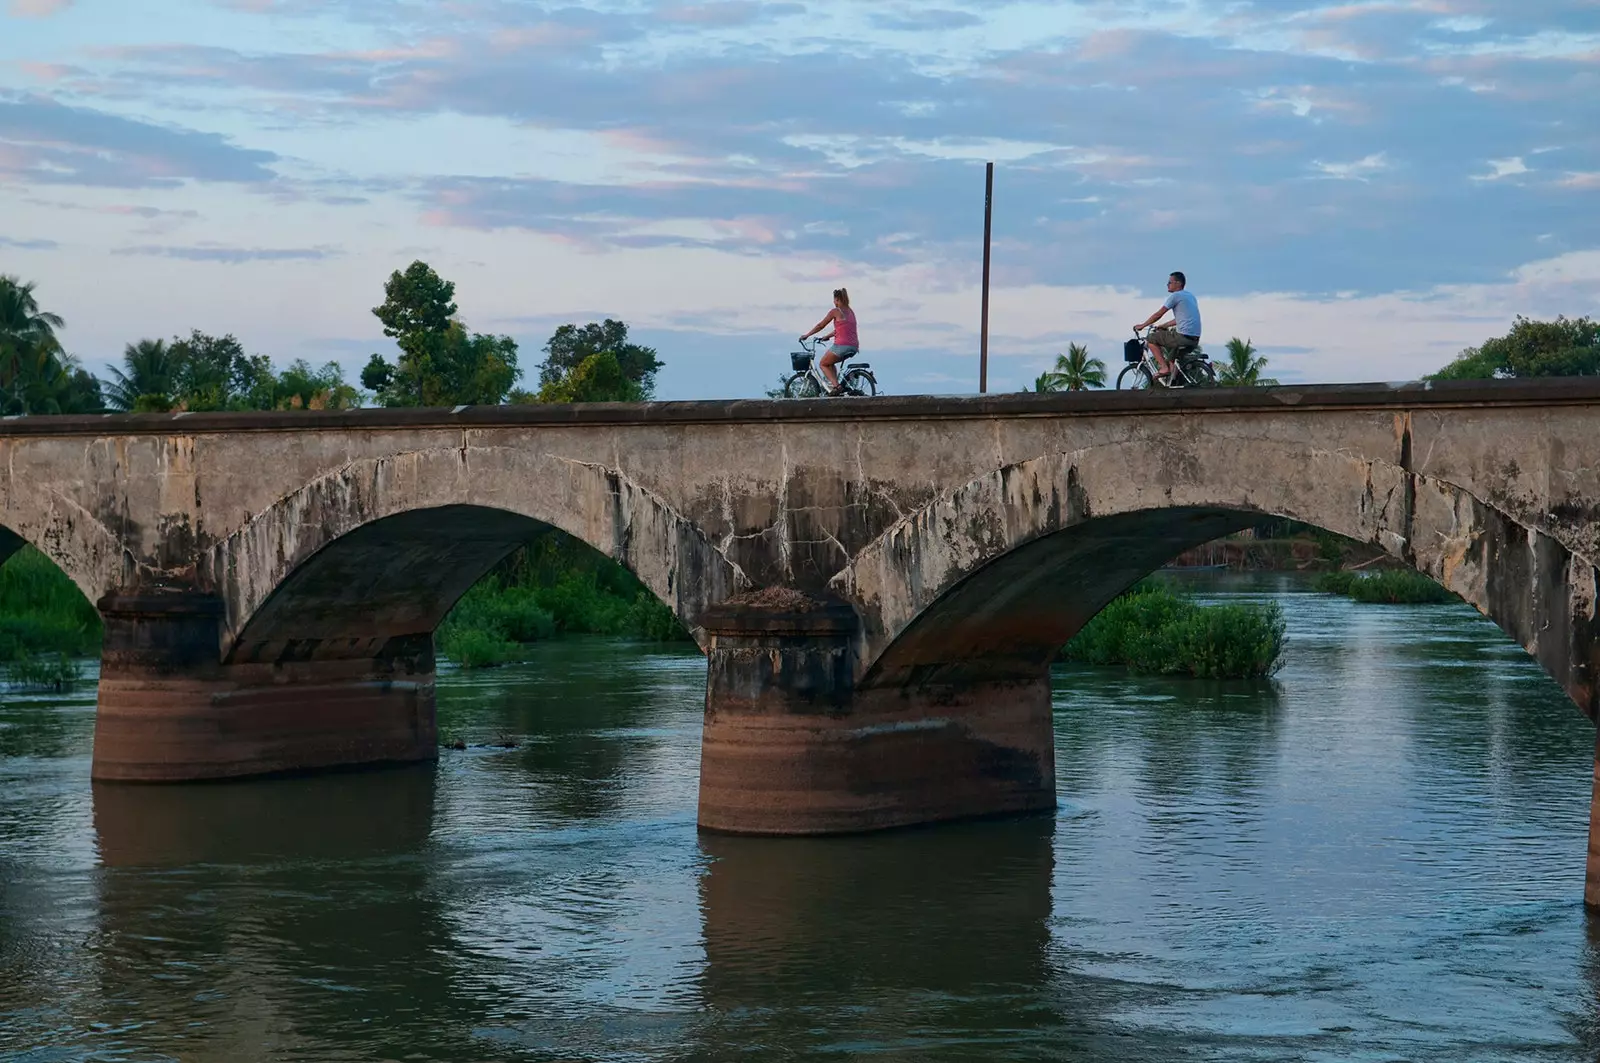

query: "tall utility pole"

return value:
[979, 161, 993, 394]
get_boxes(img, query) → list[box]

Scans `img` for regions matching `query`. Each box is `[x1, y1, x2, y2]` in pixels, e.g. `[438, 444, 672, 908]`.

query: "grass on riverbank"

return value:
[437, 529, 691, 668]
[1314, 568, 1459, 604]
[0, 546, 100, 690]
[1061, 580, 1286, 679]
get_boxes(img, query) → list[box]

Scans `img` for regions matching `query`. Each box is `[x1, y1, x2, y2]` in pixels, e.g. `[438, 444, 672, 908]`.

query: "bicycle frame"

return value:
[1127, 328, 1213, 389]
[786, 338, 877, 398]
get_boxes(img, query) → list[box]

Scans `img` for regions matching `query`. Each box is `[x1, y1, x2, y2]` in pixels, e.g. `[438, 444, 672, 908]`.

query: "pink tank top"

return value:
[834, 307, 859, 347]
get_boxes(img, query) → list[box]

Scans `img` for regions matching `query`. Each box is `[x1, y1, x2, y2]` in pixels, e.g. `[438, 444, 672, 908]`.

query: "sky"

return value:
[1, 0, 1597, 398]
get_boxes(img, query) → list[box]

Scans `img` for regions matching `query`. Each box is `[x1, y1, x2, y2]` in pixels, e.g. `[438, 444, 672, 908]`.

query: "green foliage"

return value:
[0, 546, 101, 664]
[373, 260, 459, 343]
[1037, 342, 1107, 391]
[436, 583, 555, 667]
[0, 276, 102, 416]
[1217, 337, 1277, 387]
[437, 529, 690, 668]
[1314, 568, 1458, 604]
[105, 338, 181, 412]
[365, 261, 520, 407]
[1061, 580, 1285, 678]
[1314, 530, 1348, 565]
[6, 652, 82, 691]
[531, 319, 661, 402]
[530, 350, 637, 403]
[1429, 316, 1600, 380]
[107, 332, 358, 412]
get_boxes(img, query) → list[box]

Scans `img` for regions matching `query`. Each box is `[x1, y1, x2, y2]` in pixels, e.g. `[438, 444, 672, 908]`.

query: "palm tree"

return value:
[0, 276, 70, 415]
[1217, 337, 1278, 387]
[1039, 342, 1106, 392]
[105, 339, 181, 412]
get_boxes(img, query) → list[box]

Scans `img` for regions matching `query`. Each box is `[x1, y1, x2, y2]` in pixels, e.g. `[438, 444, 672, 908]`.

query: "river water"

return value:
[2, 574, 1599, 1061]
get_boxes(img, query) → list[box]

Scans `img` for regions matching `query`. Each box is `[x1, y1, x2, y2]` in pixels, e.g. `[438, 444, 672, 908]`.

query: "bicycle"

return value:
[1116, 327, 1217, 390]
[782, 337, 878, 398]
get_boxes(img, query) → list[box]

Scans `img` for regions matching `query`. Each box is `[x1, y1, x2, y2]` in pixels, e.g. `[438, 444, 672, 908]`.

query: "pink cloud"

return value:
[7, 0, 72, 15]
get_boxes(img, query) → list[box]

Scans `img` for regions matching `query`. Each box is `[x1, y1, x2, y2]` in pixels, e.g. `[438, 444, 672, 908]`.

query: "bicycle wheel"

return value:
[1117, 363, 1153, 390]
[841, 368, 877, 397]
[782, 373, 822, 398]
[1185, 359, 1217, 388]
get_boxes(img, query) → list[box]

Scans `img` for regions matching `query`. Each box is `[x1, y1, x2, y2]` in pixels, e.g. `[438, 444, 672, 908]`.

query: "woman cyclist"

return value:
[799, 288, 859, 395]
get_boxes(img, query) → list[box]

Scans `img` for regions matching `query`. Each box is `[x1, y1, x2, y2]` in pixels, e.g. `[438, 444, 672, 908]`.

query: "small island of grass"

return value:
[1314, 568, 1459, 604]
[1061, 580, 1286, 679]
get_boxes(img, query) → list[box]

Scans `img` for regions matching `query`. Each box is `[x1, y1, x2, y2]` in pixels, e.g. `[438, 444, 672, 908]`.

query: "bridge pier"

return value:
[696, 594, 1056, 835]
[1588, 730, 1600, 910]
[92, 591, 437, 782]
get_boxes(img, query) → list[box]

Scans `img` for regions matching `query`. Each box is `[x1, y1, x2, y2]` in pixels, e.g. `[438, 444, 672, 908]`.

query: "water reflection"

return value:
[696, 817, 1057, 1056]
[93, 765, 436, 866]
[82, 767, 473, 1062]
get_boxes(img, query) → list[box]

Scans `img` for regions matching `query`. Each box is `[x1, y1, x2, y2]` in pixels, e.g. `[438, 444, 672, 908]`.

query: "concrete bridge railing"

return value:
[4, 379, 1600, 898]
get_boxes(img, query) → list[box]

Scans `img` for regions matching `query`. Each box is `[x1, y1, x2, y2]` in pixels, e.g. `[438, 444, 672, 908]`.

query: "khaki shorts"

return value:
[1148, 328, 1200, 354]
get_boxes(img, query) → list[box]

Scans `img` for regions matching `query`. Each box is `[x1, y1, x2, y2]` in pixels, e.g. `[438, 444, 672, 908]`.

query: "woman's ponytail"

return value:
[832, 287, 850, 309]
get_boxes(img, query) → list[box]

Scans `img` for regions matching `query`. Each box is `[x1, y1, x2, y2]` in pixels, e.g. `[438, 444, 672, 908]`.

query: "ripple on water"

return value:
[1, 591, 1599, 1060]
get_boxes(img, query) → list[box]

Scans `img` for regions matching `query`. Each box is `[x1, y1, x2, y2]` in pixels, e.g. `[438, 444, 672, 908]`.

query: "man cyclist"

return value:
[1135, 271, 1201, 385]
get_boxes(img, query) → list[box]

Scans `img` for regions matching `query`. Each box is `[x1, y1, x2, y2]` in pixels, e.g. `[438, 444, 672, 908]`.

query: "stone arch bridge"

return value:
[4, 381, 1600, 897]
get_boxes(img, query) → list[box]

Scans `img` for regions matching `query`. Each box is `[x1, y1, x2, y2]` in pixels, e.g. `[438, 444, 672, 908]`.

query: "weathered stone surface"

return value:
[698, 598, 1055, 834]
[1, 381, 1598, 842]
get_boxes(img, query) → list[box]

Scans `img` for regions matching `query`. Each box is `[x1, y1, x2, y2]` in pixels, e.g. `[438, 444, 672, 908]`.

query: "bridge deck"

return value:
[1, 378, 1596, 436]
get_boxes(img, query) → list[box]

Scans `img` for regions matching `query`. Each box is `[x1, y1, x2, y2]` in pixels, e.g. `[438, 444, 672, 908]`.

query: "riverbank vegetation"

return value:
[437, 529, 690, 667]
[0, 547, 100, 690]
[1061, 580, 1285, 679]
[1314, 568, 1458, 604]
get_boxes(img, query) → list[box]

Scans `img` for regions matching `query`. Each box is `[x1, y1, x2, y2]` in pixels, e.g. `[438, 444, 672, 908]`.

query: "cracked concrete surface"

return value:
[0, 381, 1595, 714]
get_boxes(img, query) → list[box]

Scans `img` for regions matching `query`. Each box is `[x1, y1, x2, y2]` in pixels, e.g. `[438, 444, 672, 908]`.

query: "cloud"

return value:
[1311, 153, 1390, 180]
[7, 0, 71, 16]
[6, 0, 1599, 374]
[657, 2, 805, 28]
[111, 244, 339, 263]
[0, 94, 279, 188]
[1472, 156, 1530, 181]
[869, 9, 984, 32]
[0, 235, 57, 249]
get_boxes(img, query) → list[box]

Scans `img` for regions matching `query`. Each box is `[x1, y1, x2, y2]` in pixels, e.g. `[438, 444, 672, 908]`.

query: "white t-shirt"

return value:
[1163, 290, 1201, 338]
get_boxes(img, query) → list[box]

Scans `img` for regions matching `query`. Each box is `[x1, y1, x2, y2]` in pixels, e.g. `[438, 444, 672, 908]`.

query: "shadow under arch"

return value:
[837, 441, 1600, 717]
[225, 504, 549, 665]
[206, 450, 743, 662]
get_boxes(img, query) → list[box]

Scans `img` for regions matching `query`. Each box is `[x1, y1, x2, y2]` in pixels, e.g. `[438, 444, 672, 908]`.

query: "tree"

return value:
[105, 339, 182, 412]
[1430, 316, 1600, 380]
[273, 359, 360, 410]
[535, 319, 661, 401]
[0, 276, 99, 415]
[363, 261, 520, 407]
[1217, 337, 1277, 387]
[169, 330, 278, 411]
[1037, 343, 1106, 392]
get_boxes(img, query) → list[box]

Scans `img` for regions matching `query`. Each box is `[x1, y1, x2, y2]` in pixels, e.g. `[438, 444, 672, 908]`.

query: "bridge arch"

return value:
[834, 438, 1600, 716]
[205, 449, 744, 663]
[0, 495, 130, 608]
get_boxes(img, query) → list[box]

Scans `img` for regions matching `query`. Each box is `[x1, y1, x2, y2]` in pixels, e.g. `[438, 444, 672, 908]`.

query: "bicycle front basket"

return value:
[791, 351, 813, 371]
[1123, 338, 1143, 363]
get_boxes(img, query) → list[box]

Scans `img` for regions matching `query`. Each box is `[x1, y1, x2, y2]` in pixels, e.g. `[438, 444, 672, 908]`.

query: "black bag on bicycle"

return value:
[1123, 338, 1143, 363]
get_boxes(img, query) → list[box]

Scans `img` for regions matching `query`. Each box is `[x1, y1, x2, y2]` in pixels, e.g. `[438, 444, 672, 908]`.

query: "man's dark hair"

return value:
[1170, 271, 1186, 288]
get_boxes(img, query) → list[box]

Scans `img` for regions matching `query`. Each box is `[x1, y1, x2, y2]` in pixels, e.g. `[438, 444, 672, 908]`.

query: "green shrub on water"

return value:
[1062, 580, 1285, 679]
[437, 530, 691, 668]
[0, 547, 101, 662]
[438, 626, 521, 669]
[1314, 568, 1457, 604]
[5, 651, 82, 691]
